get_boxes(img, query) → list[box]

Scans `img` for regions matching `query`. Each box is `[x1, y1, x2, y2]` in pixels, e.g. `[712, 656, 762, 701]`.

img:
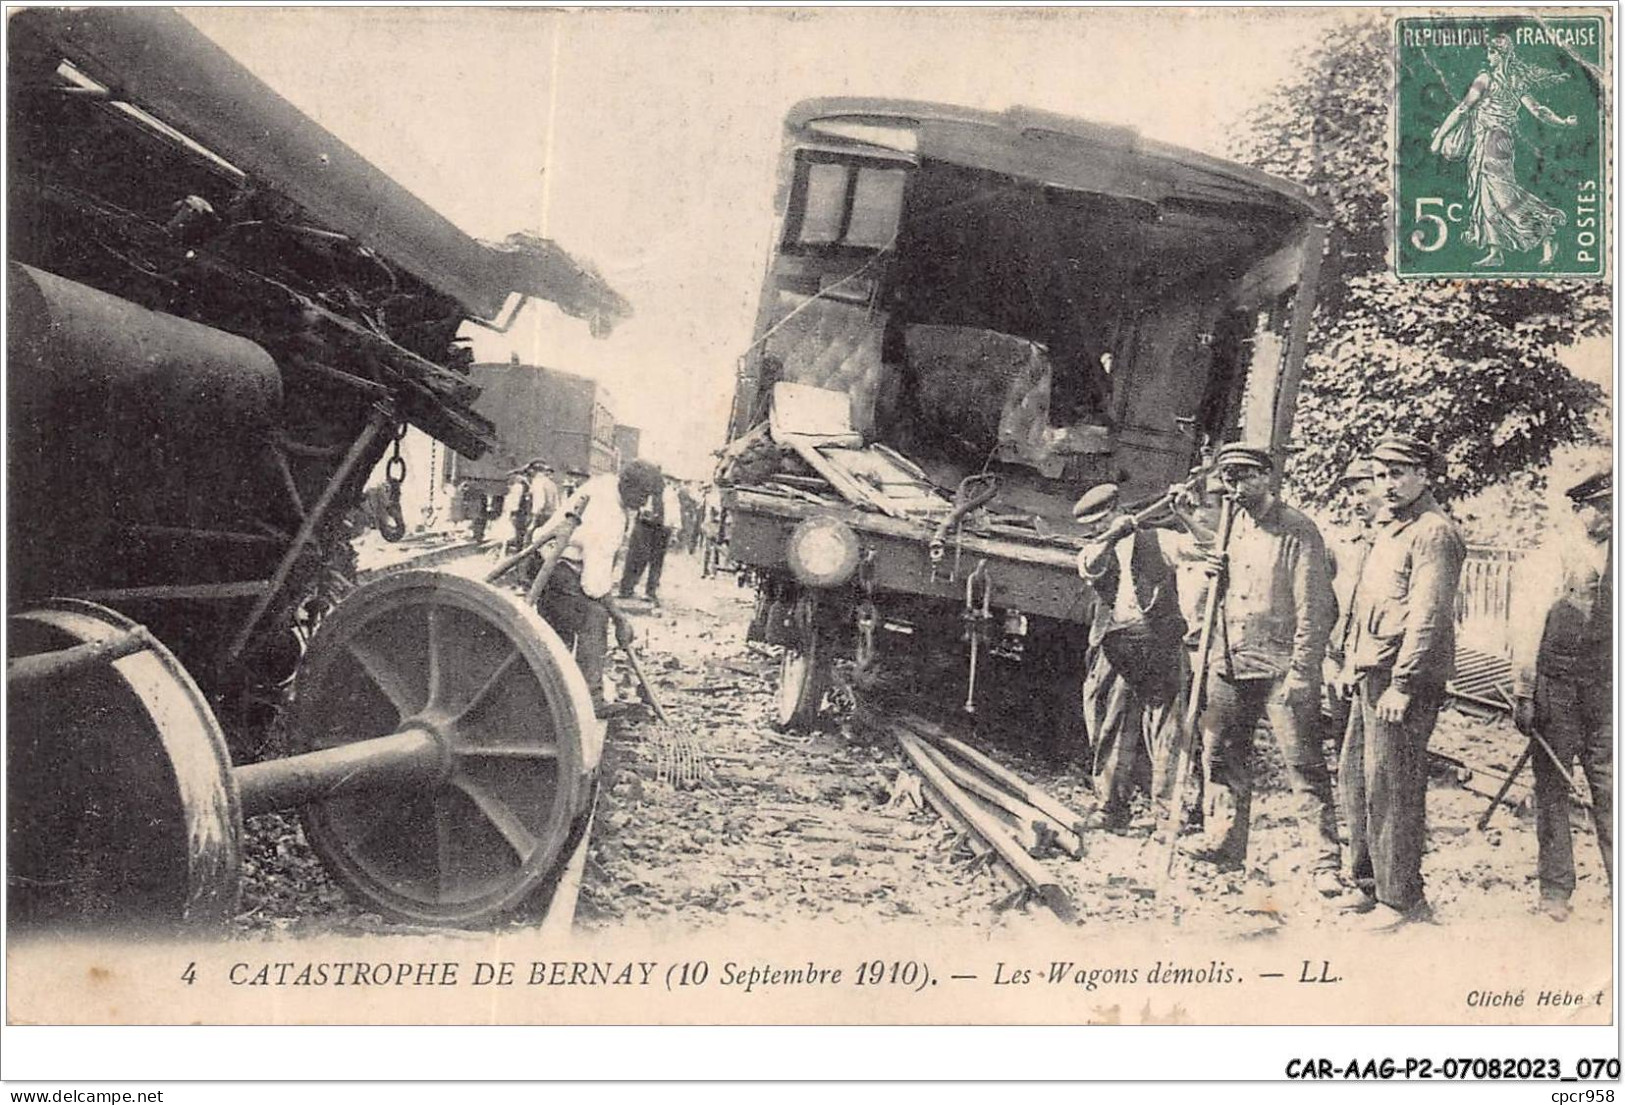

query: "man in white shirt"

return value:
[535, 460, 662, 718]
[526, 459, 563, 529]
[619, 470, 681, 605]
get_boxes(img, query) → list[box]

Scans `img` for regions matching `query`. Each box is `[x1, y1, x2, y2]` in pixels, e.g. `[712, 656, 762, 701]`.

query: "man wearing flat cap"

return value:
[1341, 435, 1466, 929]
[1326, 456, 1383, 900]
[1191, 444, 1340, 890]
[1073, 483, 1189, 831]
[1510, 464, 1612, 921]
[524, 458, 563, 530]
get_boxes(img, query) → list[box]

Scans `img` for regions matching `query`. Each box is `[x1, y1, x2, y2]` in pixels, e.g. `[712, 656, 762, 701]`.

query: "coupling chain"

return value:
[377, 421, 408, 542]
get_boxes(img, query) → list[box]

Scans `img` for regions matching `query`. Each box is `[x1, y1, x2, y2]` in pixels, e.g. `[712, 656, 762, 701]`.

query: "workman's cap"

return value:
[566, 467, 589, 478]
[1215, 443, 1273, 472]
[1368, 435, 1436, 471]
[1338, 457, 1379, 484]
[1072, 483, 1121, 526]
[1566, 468, 1612, 505]
[525, 457, 554, 472]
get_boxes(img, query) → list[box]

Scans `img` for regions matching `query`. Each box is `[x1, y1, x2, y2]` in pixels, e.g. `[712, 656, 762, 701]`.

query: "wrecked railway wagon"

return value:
[7, 9, 629, 928]
[721, 98, 1327, 734]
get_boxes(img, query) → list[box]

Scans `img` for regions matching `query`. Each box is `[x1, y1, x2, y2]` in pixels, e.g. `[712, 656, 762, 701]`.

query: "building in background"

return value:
[367, 361, 621, 536]
[614, 424, 642, 470]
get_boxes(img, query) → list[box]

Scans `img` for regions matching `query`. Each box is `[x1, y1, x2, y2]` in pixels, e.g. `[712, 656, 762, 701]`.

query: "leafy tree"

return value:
[1228, 18, 1610, 508]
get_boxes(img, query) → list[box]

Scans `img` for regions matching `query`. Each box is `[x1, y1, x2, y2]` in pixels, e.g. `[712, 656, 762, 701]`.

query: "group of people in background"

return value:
[1073, 437, 1612, 931]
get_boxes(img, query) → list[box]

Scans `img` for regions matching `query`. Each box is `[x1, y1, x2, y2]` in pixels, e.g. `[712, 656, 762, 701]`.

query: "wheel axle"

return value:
[235, 728, 448, 818]
[7, 571, 602, 929]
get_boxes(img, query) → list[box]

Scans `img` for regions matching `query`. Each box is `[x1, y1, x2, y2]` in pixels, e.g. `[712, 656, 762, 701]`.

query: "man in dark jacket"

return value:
[1341, 436, 1466, 929]
[1191, 444, 1340, 894]
[1512, 466, 1612, 921]
[1073, 484, 1189, 832]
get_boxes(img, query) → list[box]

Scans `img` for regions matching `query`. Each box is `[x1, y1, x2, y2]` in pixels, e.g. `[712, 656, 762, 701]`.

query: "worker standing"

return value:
[1340, 436, 1466, 929]
[620, 472, 680, 606]
[525, 459, 563, 530]
[1189, 444, 1341, 896]
[1326, 457, 1382, 900]
[1511, 466, 1612, 921]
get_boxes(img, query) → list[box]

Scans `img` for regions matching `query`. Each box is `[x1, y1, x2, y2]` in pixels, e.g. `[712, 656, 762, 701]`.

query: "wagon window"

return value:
[789, 158, 907, 250]
[845, 167, 907, 248]
[798, 162, 849, 245]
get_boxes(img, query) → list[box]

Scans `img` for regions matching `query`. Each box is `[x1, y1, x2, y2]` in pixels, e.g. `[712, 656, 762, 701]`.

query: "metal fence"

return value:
[1454, 544, 1522, 656]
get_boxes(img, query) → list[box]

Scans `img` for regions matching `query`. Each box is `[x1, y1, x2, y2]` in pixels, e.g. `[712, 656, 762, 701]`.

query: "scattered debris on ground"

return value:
[235, 546, 1610, 939]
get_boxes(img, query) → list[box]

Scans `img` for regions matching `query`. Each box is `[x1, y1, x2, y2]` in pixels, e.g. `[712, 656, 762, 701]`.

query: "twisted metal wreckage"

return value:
[7, 8, 633, 928]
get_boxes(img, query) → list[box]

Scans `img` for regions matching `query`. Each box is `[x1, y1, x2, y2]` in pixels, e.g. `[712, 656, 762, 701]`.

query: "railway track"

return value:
[849, 693, 1093, 922]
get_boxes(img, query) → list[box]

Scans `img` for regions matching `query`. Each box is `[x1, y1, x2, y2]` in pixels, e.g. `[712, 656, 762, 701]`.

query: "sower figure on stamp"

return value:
[1428, 33, 1577, 268]
[1338, 436, 1466, 930]
[1325, 457, 1382, 899]
[1512, 466, 1612, 922]
[1187, 444, 1341, 895]
[1072, 483, 1189, 834]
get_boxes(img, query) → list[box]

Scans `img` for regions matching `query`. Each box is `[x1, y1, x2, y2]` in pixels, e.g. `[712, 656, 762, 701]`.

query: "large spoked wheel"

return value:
[7, 601, 240, 929]
[292, 571, 600, 925]
[774, 619, 827, 732]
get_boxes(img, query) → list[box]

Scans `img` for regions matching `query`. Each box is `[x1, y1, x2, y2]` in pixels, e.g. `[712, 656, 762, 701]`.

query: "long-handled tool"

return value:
[613, 625, 707, 789]
[1477, 743, 1536, 830]
[1527, 727, 1596, 811]
[1158, 492, 1237, 880]
[525, 504, 585, 607]
[485, 493, 590, 588]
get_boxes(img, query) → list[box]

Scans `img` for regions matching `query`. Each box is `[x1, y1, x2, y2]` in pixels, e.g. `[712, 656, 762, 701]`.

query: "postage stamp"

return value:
[1394, 13, 1607, 278]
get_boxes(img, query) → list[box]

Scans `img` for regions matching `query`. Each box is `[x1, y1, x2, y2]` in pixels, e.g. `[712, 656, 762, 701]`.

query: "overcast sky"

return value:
[185, 6, 1366, 478]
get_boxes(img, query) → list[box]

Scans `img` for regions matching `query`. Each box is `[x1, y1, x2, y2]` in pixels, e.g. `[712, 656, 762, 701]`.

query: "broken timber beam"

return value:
[898, 713, 1089, 839]
[911, 738, 1083, 858]
[895, 728, 1077, 922]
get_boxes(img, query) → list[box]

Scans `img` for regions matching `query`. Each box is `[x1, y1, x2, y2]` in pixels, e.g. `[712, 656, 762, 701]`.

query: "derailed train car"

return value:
[6, 10, 629, 927]
[721, 98, 1328, 737]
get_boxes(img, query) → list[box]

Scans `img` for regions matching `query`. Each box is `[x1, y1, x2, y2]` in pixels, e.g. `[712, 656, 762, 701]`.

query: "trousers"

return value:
[620, 520, 670, 599]
[1201, 672, 1340, 868]
[1332, 694, 1371, 887]
[537, 561, 608, 707]
[1086, 640, 1186, 820]
[1532, 674, 1613, 900]
[1351, 669, 1444, 910]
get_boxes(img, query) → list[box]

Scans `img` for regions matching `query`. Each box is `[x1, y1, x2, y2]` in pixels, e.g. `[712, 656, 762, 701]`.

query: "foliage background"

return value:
[1227, 18, 1611, 528]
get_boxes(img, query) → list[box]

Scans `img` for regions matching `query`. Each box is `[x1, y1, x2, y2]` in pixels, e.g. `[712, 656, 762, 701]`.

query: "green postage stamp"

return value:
[1394, 13, 1606, 278]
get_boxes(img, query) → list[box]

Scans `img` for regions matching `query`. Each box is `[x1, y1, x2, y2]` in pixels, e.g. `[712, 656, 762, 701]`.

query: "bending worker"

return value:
[1073, 483, 1189, 832]
[535, 459, 664, 719]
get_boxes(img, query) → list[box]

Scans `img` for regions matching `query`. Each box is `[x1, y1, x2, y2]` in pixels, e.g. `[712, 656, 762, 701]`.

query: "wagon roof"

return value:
[786, 97, 1327, 221]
